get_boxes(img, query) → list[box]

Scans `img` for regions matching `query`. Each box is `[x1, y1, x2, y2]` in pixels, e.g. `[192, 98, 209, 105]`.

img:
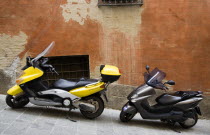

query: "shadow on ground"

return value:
[7, 105, 189, 132]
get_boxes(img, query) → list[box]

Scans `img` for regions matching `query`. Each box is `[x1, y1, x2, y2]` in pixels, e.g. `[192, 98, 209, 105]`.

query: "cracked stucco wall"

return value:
[0, 32, 28, 93]
[60, 0, 142, 37]
[60, 0, 143, 80]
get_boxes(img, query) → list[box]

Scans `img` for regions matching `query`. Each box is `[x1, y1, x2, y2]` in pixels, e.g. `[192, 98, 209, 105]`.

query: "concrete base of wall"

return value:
[105, 84, 210, 119]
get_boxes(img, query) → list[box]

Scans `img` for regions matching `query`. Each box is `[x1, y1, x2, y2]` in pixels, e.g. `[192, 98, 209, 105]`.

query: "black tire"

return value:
[80, 96, 104, 119]
[179, 111, 198, 129]
[6, 94, 29, 109]
[120, 110, 136, 122]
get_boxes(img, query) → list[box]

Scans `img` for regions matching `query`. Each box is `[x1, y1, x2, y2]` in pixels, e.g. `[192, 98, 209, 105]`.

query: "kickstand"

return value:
[170, 123, 181, 133]
[66, 108, 77, 122]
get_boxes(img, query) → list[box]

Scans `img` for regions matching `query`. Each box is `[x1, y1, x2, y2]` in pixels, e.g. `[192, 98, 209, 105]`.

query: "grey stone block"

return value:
[51, 126, 77, 135]
[0, 96, 210, 135]
[30, 119, 55, 131]
[200, 96, 210, 118]
[23, 127, 51, 135]
[0, 123, 9, 134]
[3, 119, 30, 135]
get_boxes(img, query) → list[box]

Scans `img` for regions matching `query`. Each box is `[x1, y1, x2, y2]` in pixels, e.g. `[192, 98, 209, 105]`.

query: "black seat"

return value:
[52, 78, 98, 90]
[156, 94, 182, 105]
[175, 91, 202, 100]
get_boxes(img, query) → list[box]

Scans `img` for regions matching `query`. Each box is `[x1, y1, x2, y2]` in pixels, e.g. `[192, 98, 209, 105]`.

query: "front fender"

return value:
[7, 85, 23, 96]
[122, 102, 137, 114]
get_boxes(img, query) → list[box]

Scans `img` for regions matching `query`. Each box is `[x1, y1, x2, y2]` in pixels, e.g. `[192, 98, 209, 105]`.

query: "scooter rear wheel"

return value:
[179, 111, 198, 129]
[120, 111, 136, 122]
[80, 96, 104, 119]
[6, 94, 29, 109]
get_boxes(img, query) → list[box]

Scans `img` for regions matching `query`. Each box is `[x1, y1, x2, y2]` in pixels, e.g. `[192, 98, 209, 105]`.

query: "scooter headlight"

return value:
[123, 106, 128, 111]
[16, 71, 25, 85]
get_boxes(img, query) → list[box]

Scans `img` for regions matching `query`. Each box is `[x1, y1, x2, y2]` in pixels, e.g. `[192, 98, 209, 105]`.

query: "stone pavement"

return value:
[0, 95, 210, 135]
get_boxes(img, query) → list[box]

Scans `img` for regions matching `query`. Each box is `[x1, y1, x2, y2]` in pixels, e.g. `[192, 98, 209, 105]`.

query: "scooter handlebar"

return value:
[40, 58, 59, 75]
[51, 67, 59, 75]
[48, 66, 59, 75]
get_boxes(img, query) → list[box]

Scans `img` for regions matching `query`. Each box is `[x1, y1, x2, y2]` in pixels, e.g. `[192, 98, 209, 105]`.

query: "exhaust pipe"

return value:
[79, 102, 96, 112]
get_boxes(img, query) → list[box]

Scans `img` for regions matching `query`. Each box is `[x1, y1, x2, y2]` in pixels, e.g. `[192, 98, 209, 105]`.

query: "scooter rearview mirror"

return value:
[146, 65, 150, 72]
[165, 80, 175, 85]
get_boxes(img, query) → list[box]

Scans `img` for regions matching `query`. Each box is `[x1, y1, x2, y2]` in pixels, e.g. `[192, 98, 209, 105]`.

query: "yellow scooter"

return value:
[6, 42, 121, 119]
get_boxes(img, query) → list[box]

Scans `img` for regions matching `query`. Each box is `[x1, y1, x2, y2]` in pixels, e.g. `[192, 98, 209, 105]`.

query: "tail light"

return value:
[16, 78, 24, 85]
[100, 84, 105, 88]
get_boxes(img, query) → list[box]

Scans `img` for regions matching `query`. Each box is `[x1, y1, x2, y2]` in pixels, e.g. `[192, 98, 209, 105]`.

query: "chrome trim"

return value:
[85, 81, 100, 87]
[129, 84, 155, 99]
[29, 97, 62, 106]
[38, 89, 80, 100]
[72, 100, 95, 111]
[175, 97, 203, 105]
[135, 84, 154, 96]
[79, 102, 96, 112]
[131, 95, 152, 103]
[196, 94, 202, 97]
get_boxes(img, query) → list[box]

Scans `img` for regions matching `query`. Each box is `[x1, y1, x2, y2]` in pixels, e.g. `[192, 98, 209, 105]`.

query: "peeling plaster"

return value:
[0, 31, 28, 69]
[0, 32, 27, 93]
[0, 58, 21, 93]
[60, 0, 142, 37]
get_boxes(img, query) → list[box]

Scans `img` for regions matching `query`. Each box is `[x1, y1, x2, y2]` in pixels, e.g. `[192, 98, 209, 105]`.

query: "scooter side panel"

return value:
[136, 100, 184, 120]
[7, 85, 23, 96]
[174, 97, 203, 111]
[128, 84, 155, 100]
[69, 82, 105, 97]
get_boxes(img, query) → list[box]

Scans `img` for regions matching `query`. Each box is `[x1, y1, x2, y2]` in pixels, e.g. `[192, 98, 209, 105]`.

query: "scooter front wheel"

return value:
[6, 94, 29, 109]
[120, 110, 136, 122]
[80, 96, 104, 119]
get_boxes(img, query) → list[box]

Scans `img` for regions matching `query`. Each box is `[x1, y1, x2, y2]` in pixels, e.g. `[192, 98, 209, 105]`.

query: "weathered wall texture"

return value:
[140, 0, 210, 95]
[0, 0, 210, 97]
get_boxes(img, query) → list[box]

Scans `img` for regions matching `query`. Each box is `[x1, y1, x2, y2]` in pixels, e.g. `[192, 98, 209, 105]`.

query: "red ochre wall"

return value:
[0, 0, 210, 95]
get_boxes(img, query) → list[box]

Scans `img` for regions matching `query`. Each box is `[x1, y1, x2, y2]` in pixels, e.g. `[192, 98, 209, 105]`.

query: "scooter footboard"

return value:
[7, 85, 23, 96]
[137, 105, 184, 120]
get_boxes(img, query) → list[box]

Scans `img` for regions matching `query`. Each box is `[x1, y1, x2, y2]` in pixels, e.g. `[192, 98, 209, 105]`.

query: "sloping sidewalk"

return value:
[0, 94, 209, 135]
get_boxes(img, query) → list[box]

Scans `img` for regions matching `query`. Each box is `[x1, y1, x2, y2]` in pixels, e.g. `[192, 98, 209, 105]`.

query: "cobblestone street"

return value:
[0, 95, 210, 135]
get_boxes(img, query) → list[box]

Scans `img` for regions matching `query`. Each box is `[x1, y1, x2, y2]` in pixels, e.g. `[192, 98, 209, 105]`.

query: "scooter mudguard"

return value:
[195, 106, 202, 115]
[7, 85, 23, 96]
[122, 102, 137, 114]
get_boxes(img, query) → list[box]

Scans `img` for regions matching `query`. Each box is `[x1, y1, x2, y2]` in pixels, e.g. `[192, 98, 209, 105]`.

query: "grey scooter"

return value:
[120, 66, 203, 128]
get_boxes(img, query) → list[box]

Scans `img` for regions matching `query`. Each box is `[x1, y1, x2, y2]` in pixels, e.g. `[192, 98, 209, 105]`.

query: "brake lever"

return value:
[162, 84, 168, 92]
[53, 68, 59, 75]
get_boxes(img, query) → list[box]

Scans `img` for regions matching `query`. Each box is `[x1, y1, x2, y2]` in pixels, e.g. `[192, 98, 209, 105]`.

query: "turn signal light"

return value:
[100, 84, 105, 88]
[16, 78, 24, 85]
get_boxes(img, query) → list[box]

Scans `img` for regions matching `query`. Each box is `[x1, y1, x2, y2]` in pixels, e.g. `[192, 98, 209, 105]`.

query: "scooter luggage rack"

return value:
[85, 81, 100, 87]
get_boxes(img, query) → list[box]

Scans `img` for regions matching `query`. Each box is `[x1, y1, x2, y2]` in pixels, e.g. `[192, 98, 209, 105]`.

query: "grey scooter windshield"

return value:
[31, 41, 55, 63]
[144, 68, 166, 89]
